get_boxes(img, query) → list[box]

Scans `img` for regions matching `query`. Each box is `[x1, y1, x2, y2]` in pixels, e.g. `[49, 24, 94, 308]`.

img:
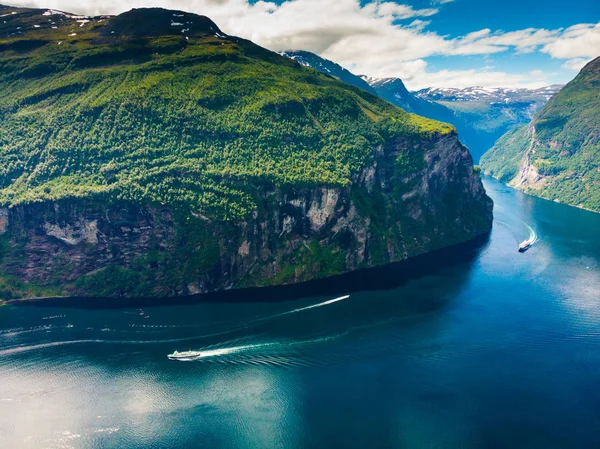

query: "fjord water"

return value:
[2, 177, 600, 449]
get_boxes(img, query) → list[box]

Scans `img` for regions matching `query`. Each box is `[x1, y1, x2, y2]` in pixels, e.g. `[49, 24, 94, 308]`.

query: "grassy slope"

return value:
[481, 57, 600, 212]
[480, 125, 533, 183]
[0, 7, 452, 222]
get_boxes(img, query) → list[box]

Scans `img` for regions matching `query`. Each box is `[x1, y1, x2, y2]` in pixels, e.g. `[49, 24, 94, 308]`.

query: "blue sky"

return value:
[404, 0, 598, 36]
[8, 0, 600, 88]
[386, 0, 600, 87]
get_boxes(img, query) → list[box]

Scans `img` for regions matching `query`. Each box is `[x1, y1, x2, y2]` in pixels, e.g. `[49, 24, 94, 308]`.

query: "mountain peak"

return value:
[580, 56, 600, 77]
[361, 76, 410, 93]
[0, 5, 225, 40]
[280, 50, 376, 95]
[104, 8, 224, 38]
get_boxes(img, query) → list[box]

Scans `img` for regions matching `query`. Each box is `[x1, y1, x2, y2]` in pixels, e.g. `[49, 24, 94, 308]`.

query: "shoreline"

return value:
[4, 231, 491, 309]
[483, 172, 600, 215]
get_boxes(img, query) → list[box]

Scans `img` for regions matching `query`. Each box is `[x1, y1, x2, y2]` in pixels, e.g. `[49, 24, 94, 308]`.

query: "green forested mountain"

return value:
[481, 57, 600, 212]
[0, 5, 491, 299]
[0, 6, 449, 219]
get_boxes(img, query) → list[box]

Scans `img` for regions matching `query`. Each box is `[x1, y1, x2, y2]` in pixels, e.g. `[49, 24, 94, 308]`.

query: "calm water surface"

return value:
[1, 177, 600, 449]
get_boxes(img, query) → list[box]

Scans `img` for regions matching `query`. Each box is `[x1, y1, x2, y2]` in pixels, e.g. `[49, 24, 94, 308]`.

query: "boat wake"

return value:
[168, 294, 352, 341]
[0, 295, 352, 359]
[271, 295, 350, 318]
[165, 295, 351, 358]
[518, 222, 539, 252]
[525, 222, 539, 245]
[168, 334, 341, 364]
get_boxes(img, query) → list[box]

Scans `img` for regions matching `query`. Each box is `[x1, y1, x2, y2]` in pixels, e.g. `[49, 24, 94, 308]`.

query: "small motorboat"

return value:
[518, 240, 532, 252]
[168, 350, 203, 361]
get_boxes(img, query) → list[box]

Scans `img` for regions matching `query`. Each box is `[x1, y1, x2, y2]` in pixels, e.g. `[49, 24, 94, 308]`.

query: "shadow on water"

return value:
[13, 232, 491, 310]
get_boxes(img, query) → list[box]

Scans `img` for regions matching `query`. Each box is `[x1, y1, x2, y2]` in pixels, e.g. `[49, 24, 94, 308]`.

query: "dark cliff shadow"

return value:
[13, 231, 491, 309]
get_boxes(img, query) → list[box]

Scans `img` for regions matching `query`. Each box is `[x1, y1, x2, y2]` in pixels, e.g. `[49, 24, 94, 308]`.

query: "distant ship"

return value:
[168, 350, 203, 361]
[518, 239, 532, 252]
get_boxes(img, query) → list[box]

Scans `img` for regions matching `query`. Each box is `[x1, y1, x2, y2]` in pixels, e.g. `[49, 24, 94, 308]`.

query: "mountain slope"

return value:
[417, 85, 562, 162]
[0, 6, 492, 299]
[281, 50, 376, 95]
[279, 52, 560, 163]
[361, 76, 455, 121]
[278, 52, 546, 162]
[481, 57, 600, 212]
[363, 77, 513, 161]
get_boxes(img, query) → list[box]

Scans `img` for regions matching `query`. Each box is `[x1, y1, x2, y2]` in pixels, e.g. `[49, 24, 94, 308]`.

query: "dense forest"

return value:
[0, 6, 451, 221]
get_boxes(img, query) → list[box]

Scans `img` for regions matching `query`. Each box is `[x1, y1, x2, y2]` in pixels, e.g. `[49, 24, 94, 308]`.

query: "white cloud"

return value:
[5, 0, 599, 87]
[406, 19, 431, 32]
[561, 57, 593, 71]
[379, 59, 550, 90]
[542, 23, 600, 59]
[366, 2, 439, 19]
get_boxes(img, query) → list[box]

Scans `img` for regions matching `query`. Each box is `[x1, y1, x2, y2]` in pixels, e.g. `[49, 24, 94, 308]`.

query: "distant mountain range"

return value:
[481, 57, 600, 213]
[415, 85, 563, 162]
[281, 51, 563, 161]
[415, 86, 562, 103]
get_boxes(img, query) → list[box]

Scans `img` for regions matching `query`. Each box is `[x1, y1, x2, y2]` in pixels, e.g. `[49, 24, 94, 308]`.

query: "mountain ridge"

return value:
[280, 50, 376, 95]
[280, 50, 560, 162]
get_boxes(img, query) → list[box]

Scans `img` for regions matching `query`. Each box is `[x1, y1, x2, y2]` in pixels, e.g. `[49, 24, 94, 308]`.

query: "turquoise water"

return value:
[1, 176, 600, 448]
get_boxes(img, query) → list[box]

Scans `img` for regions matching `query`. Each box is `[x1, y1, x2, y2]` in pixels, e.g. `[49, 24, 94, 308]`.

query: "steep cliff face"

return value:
[0, 132, 491, 299]
[510, 126, 545, 190]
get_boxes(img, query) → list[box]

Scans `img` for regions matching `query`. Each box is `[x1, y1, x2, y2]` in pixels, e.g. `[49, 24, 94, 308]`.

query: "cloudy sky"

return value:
[6, 0, 600, 89]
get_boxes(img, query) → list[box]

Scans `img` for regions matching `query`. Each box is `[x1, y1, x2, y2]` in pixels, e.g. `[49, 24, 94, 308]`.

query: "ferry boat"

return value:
[168, 350, 203, 361]
[518, 239, 532, 252]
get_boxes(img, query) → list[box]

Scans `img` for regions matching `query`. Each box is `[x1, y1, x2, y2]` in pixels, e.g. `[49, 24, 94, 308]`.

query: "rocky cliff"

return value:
[0, 132, 491, 299]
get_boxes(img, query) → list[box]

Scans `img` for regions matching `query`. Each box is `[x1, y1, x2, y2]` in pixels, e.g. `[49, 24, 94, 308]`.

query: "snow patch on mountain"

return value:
[415, 85, 564, 103]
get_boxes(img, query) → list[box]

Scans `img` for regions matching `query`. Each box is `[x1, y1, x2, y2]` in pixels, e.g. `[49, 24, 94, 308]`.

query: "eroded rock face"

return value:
[43, 219, 99, 245]
[307, 188, 340, 232]
[511, 153, 545, 189]
[0, 208, 7, 234]
[0, 132, 492, 298]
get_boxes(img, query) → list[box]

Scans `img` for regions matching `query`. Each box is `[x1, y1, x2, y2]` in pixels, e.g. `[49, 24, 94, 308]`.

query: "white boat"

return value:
[168, 350, 203, 361]
[518, 240, 532, 252]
